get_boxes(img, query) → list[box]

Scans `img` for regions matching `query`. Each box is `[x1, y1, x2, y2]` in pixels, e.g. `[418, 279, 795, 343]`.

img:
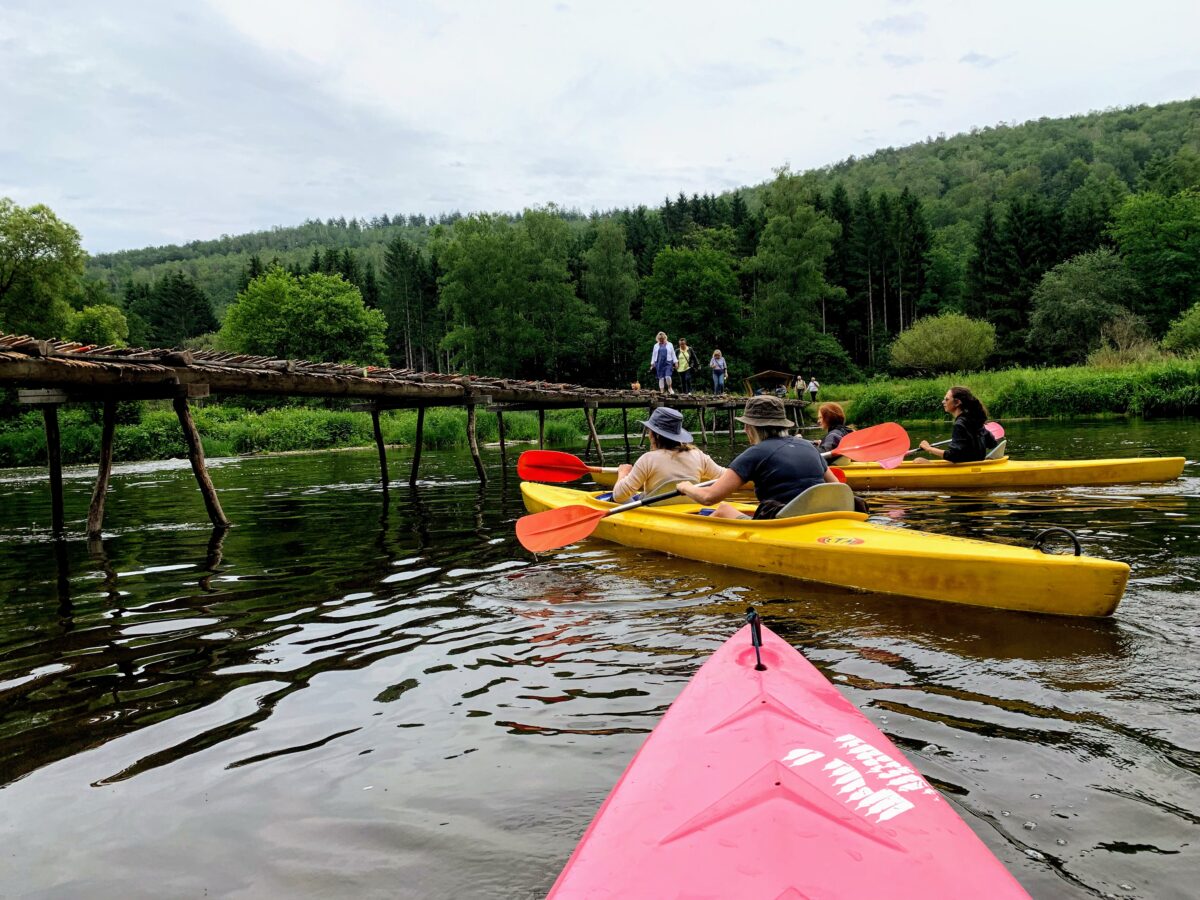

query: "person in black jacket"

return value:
[919, 386, 997, 462]
[811, 402, 853, 454]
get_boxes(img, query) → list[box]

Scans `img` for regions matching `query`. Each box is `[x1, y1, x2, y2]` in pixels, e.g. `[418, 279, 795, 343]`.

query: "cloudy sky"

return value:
[2, 0, 1197, 253]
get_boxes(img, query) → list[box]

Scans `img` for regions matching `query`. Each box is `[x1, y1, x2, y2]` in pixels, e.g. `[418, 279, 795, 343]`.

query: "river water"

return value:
[0, 419, 1197, 898]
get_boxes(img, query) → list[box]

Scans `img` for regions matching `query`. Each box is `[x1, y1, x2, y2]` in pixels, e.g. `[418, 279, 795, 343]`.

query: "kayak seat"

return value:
[776, 482, 856, 519]
[985, 439, 1007, 460]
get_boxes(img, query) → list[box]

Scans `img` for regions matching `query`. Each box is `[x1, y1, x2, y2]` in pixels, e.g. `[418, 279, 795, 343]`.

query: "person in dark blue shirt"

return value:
[677, 395, 838, 520]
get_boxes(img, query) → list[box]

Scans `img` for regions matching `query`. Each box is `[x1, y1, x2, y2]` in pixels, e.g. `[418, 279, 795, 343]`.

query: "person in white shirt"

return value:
[648, 331, 677, 394]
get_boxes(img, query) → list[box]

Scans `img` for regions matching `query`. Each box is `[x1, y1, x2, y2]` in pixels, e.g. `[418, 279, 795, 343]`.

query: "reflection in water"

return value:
[0, 420, 1197, 898]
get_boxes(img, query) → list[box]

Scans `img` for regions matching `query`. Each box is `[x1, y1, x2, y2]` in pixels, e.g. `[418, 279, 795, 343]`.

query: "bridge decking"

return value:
[0, 333, 810, 538]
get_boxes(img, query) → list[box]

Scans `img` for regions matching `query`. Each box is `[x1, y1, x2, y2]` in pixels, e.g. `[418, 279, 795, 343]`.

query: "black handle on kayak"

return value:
[746, 607, 767, 671]
[1032, 527, 1082, 557]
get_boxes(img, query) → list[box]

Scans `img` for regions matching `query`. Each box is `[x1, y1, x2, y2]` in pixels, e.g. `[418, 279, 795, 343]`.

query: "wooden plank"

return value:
[87, 400, 117, 537]
[42, 405, 65, 538]
[19, 388, 69, 405]
[173, 397, 230, 528]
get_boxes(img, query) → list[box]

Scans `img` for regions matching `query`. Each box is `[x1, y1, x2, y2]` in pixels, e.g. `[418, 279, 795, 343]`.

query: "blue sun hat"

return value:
[638, 407, 692, 443]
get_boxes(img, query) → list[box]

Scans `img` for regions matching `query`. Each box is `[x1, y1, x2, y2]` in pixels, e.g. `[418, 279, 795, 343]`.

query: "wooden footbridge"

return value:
[0, 333, 810, 539]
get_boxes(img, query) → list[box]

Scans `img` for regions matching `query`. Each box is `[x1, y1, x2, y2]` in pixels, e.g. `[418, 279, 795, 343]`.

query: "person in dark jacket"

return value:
[919, 386, 997, 463]
[811, 402, 852, 454]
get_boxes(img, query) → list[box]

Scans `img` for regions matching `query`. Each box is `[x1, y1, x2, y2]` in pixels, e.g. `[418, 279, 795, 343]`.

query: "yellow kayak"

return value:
[590, 455, 1185, 491]
[521, 482, 1129, 617]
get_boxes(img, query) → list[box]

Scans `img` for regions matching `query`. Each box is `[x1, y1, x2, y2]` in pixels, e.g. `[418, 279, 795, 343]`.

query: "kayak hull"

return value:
[548, 623, 1030, 898]
[590, 456, 1185, 491]
[836, 455, 1186, 491]
[521, 482, 1128, 616]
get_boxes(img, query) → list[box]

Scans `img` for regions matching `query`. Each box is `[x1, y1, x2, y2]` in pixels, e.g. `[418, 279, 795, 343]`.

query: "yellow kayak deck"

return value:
[521, 482, 1129, 617]
[590, 455, 1184, 491]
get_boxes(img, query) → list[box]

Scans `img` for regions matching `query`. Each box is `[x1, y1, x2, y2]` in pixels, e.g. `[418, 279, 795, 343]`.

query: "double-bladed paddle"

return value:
[517, 450, 616, 483]
[516, 479, 719, 553]
[518, 422, 912, 485]
[875, 421, 1006, 470]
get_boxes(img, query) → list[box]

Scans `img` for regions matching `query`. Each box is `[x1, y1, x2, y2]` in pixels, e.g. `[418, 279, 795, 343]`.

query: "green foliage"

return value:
[0, 197, 84, 338]
[1085, 312, 1163, 367]
[219, 267, 387, 364]
[641, 242, 739, 366]
[1162, 302, 1200, 354]
[437, 209, 601, 380]
[66, 304, 129, 347]
[1110, 190, 1200, 332]
[381, 236, 439, 369]
[889, 313, 995, 373]
[125, 271, 217, 347]
[583, 220, 638, 380]
[1027, 249, 1139, 363]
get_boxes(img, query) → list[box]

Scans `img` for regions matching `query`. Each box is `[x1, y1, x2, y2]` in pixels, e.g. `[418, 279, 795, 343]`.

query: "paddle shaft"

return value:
[604, 478, 718, 517]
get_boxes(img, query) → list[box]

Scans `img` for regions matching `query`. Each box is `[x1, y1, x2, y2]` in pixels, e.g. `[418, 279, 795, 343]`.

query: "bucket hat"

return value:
[736, 395, 795, 428]
[638, 406, 693, 443]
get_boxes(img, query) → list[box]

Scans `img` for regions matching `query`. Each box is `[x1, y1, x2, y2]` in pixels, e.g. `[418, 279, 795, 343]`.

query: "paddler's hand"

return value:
[919, 440, 933, 451]
[617, 463, 633, 478]
[676, 481, 697, 500]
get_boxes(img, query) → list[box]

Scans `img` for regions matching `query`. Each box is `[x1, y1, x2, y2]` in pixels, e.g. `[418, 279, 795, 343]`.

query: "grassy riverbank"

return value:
[0, 402, 640, 468]
[825, 358, 1200, 423]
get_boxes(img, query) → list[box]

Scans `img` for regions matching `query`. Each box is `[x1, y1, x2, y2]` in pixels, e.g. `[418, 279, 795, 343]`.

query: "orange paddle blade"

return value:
[516, 504, 606, 552]
[832, 422, 910, 462]
[517, 450, 590, 482]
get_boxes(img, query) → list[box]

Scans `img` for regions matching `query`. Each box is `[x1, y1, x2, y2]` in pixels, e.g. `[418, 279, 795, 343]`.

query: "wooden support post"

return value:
[496, 409, 507, 456]
[585, 404, 604, 464]
[173, 396, 230, 528]
[637, 405, 650, 448]
[728, 408, 735, 448]
[699, 405, 708, 447]
[622, 407, 631, 460]
[466, 403, 487, 482]
[371, 406, 389, 493]
[42, 405, 65, 539]
[87, 400, 117, 537]
[582, 405, 594, 456]
[538, 408, 545, 449]
[410, 406, 425, 486]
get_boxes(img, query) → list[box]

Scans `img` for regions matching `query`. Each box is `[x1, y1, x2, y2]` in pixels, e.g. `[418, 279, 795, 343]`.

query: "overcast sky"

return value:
[2, 0, 1198, 253]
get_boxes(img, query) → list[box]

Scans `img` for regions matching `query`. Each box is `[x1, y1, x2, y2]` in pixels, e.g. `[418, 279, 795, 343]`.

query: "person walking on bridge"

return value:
[676, 338, 698, 394]
[649, 332, 677, 394]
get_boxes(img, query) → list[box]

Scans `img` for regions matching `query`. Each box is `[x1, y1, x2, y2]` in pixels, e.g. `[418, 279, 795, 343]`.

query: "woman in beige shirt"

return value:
[611, 407, 725, 502]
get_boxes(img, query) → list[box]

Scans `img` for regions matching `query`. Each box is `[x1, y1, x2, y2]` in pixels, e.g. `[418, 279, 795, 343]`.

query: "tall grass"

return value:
[823, 357, 1200, 423]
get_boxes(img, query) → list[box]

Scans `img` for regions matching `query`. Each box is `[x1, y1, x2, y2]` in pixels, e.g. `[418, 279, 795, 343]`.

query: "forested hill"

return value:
[43, 96, 1196, 385]
[88, 99, 1198, 313]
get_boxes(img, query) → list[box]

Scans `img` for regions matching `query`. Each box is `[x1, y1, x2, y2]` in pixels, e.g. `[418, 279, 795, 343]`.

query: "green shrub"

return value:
[1162, 302, 1200, 354]
[889, 314, 996, 373]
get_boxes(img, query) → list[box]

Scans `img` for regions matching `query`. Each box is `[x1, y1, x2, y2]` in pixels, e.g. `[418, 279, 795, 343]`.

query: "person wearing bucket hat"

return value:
[676, 395, 839, 519]
[610, 407, 725, 503]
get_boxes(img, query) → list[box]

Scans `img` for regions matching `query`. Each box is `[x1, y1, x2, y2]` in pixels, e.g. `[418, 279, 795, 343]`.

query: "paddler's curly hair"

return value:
[948, 386, 988, 427]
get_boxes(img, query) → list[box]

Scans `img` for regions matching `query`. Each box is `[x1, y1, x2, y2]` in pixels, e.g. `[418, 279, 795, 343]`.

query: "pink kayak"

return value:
[548, 616, 1029, 898]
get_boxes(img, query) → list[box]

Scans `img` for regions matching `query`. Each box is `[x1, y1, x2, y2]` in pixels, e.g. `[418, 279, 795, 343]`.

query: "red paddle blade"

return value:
[985, 421, 1005, 439]
[834, 422, 911, 462]
[829, 466, 846, 483]
[517, 450, 590, 482]
[516, 504, 606, 552]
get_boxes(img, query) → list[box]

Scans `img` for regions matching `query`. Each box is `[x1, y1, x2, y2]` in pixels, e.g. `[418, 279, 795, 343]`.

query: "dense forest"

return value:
[4, 98, 1199, 388]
